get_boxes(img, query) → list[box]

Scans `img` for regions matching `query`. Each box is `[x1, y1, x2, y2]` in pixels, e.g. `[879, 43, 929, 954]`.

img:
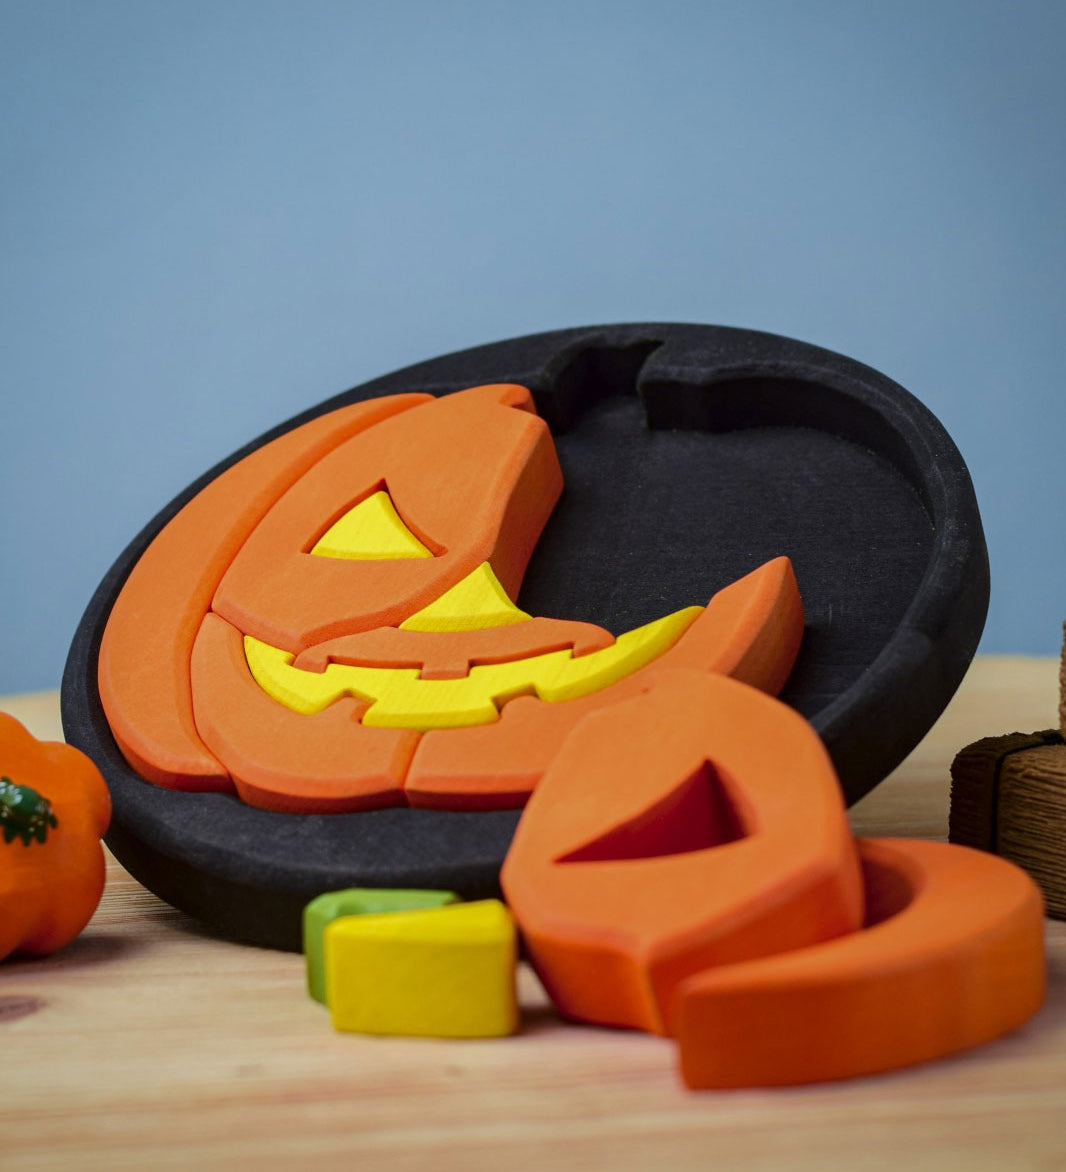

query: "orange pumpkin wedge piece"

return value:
[500, 669, 865, 1034]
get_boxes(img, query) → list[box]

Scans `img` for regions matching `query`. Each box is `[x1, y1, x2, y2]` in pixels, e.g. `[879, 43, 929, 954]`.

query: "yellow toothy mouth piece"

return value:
[244, 606, 702, 731]
[244, 560, 703, 730]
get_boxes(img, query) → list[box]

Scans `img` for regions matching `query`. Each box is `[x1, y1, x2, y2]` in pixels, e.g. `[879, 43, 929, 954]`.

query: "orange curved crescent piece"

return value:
[98, 394, 431, 790]
[500, 669, 865, 1034]
[672, 837, 1046, 1087]
[292, 618, 617, 679]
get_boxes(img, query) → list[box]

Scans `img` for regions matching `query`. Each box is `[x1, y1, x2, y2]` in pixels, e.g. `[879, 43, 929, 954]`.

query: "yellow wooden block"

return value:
[325, 899, 519, 1038]
[303, 887, 459, 1004]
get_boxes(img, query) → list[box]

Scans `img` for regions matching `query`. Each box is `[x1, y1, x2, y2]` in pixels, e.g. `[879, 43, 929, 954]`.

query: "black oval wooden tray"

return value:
[62, 323, 989, 948]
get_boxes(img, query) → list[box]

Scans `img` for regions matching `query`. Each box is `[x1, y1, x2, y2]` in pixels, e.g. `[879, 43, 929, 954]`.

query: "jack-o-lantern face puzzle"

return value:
[98, 381, 803, 816]
[63, 323, 1043, 1085]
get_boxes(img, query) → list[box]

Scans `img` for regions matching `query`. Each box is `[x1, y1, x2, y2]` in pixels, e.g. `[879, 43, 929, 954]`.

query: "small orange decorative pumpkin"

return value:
[0, 712, 111, 959]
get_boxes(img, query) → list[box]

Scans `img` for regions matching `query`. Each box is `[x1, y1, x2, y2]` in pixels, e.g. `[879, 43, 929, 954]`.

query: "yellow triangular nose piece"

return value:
[400, 563, 532, 632]
[311, 490, 432, 560]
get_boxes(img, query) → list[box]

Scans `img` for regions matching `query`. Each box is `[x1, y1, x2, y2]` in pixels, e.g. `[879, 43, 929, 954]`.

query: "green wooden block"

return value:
[303, 888, 460, 1003]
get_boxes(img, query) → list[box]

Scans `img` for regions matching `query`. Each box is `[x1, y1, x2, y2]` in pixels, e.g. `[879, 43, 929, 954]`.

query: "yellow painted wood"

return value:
[310, 489, 432, 560]
[399, 562, 531, 631]
[325, 899, 519, 1037]
[243, 605, 702, 729]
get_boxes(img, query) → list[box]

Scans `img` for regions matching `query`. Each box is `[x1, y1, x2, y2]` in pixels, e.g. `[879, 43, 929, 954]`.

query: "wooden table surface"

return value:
[2, 656, 1065, 1171]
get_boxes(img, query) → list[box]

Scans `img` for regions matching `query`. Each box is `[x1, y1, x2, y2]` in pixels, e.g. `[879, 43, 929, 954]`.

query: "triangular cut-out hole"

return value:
[556, 761, 749, 864]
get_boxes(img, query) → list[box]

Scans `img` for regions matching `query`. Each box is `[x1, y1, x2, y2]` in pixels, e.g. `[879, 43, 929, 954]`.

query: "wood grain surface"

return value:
[2, 657, 1064, 1171]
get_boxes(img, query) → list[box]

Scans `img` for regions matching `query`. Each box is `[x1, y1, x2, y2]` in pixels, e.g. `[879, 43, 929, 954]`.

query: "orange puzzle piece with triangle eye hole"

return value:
[209, 383, 563, 653]
[671, 836, 1046, 1087]
[500, 669, 867, 1035]
[99, 382, 806, 815]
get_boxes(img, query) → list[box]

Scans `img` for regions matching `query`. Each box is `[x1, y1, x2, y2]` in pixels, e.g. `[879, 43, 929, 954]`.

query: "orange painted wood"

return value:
[98, 395, 428, 791]
[405, 557, 803, 807]
[672, 837, 1046, 1088]
[190, 613, 416, 813]
[292, 618, 615, 680]
[212, 384, 563, 653]
[500, 668, 864, 1034]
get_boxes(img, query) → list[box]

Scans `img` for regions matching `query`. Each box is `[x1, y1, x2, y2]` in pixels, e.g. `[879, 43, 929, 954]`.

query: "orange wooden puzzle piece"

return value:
[672, 837, 1046, 1087]
[211, 383, 562, 653]
[500, 669, 865, 1034]
[292, 617, 616, 679]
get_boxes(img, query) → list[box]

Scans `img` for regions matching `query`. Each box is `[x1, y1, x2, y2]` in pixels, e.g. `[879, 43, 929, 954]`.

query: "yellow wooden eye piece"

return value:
[399, 563, 532, 632]
[310, 490, 432, 560]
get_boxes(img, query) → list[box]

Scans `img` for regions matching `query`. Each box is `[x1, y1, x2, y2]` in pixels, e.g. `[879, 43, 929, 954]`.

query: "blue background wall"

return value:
[2, 0, 1064, 694]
